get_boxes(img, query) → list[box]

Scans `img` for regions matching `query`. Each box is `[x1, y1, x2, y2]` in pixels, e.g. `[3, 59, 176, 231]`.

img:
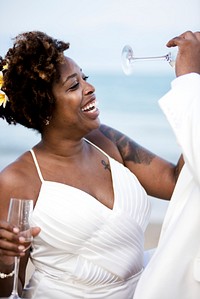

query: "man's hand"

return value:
[167, 31, 200, 77]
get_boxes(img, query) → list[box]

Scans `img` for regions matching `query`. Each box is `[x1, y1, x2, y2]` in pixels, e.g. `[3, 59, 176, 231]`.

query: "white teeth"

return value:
[81, 101, 98, 112]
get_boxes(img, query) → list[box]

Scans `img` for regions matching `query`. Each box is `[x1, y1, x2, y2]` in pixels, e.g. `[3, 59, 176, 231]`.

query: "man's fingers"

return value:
[167, 31, 200, 48]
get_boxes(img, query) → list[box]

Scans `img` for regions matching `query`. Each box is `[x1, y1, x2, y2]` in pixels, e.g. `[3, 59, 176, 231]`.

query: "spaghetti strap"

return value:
[30, 140, 108, 183]
[84, 138, 110, 159]
[30, 149, 44, 183]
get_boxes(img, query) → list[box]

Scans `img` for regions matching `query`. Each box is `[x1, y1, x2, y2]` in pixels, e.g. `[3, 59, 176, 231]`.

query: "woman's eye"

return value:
[68, 75, 89, 90]
[70, 82, 79, 90]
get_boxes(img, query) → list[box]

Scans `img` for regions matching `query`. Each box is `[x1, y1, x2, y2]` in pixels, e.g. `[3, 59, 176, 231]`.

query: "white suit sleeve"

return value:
[159, 73, 200, 185]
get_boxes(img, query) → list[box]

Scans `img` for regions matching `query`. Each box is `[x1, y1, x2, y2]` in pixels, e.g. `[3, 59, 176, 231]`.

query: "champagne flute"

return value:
[7, 198, 33, 299]
[121, 45, 176, 75]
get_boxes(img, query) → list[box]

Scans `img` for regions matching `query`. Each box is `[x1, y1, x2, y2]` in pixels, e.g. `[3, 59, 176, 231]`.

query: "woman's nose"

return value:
[83, 81, 95, 95]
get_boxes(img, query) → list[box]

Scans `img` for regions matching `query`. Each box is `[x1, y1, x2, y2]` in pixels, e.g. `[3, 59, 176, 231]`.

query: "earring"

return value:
[44, 119, 50, 126]
[44, 117, 50, 126]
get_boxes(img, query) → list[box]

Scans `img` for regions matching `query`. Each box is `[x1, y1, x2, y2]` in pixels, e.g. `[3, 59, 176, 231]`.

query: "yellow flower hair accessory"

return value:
[2, 63, 8, 70]
[0, 70, 9, 108]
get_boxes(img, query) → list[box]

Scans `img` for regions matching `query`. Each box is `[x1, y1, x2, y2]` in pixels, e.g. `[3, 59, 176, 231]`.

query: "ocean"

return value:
[0, 71, 181, 171]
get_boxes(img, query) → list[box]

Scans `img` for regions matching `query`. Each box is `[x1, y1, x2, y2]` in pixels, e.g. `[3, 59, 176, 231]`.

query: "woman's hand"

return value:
[0, 220, 40, 266]
[167, 31, 200, 77]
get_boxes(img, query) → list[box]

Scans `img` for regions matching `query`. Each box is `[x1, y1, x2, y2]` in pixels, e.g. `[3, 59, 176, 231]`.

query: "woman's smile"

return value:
[81, 98, 99, 118]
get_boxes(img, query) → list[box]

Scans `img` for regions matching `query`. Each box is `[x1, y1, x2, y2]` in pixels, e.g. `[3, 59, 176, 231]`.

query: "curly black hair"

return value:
[0, 31, 70, 133]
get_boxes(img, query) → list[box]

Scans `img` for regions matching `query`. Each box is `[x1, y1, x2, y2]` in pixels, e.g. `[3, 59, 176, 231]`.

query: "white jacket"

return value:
[134, 73, 200, 299]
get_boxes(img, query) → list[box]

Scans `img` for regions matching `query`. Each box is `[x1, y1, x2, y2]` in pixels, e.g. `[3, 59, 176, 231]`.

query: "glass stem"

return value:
[11, 256, 20, 296]
[132, 55, 167, 62]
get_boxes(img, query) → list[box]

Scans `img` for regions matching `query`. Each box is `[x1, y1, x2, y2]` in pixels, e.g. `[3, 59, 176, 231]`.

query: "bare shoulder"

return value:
[85, 124, 124, 163]
[87, 124, 176, 199]
[86, 124, 156, 166]
[0, 151, 40, 213]
[1, 152, 33, 185]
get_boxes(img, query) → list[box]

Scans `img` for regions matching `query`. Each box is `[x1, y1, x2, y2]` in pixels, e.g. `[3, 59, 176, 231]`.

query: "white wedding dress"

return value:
[23, 140, 151, 299]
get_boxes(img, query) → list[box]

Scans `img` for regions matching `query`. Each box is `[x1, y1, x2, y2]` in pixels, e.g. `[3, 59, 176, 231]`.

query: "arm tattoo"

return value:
[99, 125, 155, 165]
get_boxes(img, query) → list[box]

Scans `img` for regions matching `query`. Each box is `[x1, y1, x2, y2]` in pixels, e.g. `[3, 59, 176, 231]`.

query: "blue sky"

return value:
[1, 0, 199, 72]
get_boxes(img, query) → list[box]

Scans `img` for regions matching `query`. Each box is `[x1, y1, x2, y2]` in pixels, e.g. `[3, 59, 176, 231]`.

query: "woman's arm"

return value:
[0, 163, 40, 297]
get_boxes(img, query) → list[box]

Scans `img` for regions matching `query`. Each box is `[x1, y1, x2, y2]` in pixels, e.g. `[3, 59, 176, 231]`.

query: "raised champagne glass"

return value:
[121, 45, 176, 75]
